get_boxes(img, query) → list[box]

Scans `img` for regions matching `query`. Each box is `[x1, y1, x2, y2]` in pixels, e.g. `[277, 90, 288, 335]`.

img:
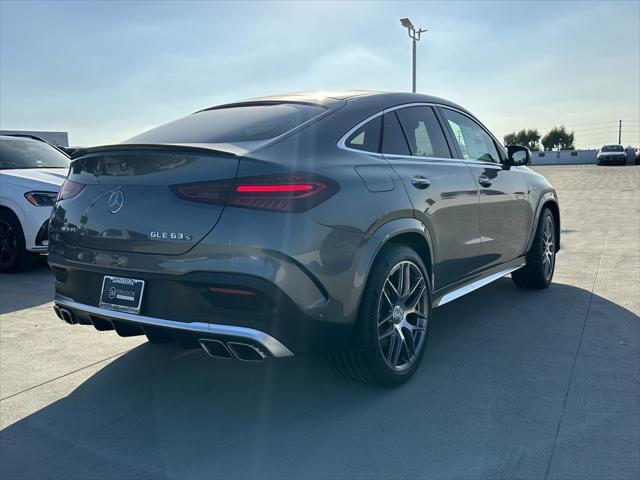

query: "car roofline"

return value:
[193, 100, 334, 115]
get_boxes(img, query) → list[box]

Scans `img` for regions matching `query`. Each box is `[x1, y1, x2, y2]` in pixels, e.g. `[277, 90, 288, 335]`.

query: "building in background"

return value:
[531, 147, 637, 165]
[0, 130, 68, 147]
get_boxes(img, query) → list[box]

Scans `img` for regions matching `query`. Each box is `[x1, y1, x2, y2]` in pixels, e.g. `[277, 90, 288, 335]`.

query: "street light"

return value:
[400, 17, 413, 29]
[399, 17, 427, 93]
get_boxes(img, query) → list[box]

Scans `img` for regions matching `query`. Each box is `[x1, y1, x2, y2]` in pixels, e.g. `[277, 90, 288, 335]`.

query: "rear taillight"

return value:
[56, 180, 84, 201]
[235, 184, 314, 193]
[170, 180, 230, 205]
[171, 173, 338, 213]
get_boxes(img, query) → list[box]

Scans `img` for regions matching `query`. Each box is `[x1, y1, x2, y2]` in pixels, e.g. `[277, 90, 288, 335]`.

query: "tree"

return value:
[503, 129, 541, 151]
[503, 132, 518, 146]
[541, 126, 575, 151]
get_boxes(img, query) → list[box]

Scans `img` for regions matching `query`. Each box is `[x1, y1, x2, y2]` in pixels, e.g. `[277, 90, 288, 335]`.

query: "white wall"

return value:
[531, 149, 597, 165]
[531, 149, 636, 165]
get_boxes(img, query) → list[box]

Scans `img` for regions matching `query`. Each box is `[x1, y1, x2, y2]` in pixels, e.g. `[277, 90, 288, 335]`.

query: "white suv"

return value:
[0, 135, 69, 272]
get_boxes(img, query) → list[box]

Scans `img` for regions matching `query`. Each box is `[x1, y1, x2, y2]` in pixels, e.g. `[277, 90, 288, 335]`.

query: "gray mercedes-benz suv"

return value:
[49, 91, 560, 386]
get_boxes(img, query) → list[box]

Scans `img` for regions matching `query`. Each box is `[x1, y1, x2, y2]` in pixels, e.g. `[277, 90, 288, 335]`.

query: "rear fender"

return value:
[346, 217, 434, 321]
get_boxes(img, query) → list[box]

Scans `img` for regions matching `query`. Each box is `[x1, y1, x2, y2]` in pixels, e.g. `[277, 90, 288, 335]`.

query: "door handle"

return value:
[477, 175, 492, 187]
[410, 176, 431, 189]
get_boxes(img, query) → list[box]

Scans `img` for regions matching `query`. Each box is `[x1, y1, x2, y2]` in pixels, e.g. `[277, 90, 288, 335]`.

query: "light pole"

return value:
[400, 18, 427, 93]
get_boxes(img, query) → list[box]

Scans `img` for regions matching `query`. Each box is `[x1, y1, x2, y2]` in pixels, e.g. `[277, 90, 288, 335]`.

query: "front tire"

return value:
[329, 245, 431, 387]
[0, 210, 29, 273]
[512, 208, 557, 289]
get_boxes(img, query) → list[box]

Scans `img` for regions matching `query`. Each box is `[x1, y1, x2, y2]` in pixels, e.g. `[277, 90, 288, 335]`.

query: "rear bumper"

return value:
[54, 294, 293, 358]
[48, 205, 370, 355]
[49, 260, 353, 355]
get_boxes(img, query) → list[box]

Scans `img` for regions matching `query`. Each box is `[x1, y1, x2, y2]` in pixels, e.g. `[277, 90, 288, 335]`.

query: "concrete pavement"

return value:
[1, 165, 638, 479]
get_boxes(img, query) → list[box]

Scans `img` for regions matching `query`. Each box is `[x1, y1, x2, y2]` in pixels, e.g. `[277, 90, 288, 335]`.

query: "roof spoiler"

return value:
[69, 143, 238, 160]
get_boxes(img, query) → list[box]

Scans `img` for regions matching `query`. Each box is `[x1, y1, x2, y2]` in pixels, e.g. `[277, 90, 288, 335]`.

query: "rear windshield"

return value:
[601, 145, 624, 152]
[126, 103, 326, 145]
[0, 138, 70, 169]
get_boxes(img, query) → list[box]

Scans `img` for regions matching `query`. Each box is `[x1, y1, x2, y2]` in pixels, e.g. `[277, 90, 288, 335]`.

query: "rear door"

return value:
[439, 107, 531, 269]
[381, 106, 481, 290]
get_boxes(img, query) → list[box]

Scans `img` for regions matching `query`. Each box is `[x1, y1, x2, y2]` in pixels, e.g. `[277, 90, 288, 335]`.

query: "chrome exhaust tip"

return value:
[57, 306, 77, 325]
[199, 339, 233, 360]
[226, 341, 267, 362]
[198, 339, 267, 362]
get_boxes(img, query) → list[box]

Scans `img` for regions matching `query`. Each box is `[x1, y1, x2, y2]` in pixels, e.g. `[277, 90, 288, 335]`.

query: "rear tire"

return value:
[512, 208, 556, 289]
[0, 210, 29, 273]
[329, 245, 431, 387]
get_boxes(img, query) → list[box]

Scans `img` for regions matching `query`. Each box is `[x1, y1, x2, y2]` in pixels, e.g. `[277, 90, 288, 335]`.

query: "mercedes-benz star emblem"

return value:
[107, 190, 124, 214]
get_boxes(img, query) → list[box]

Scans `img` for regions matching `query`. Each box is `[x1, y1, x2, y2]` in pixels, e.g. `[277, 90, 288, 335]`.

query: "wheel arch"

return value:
[525, 193, 560, 254]
[0, 204, 26, 236]
[347, 218, 435, 323]
[381, 232, 433, 283]
[0, 205, 21, 223]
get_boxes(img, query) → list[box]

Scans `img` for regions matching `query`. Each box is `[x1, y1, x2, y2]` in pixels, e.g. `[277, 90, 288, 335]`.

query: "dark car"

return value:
[49, 91, 560, 386]
[597, 144, 627, 165]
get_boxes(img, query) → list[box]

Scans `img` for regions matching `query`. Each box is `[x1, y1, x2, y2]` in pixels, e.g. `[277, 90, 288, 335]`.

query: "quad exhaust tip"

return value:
[226, 341, 267, 362]
[199, 339, 233, 360]
[54, 305, 77, 325]
[53, 303, 273, 361]
[199, 338, 267, 362]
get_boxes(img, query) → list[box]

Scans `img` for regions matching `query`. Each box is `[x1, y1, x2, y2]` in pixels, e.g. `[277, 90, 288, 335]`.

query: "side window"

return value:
[441, 109, 501, 163]
[381, 112, 411, 155]
[395, 106, 451, 158]
[345, 116, 382, 153]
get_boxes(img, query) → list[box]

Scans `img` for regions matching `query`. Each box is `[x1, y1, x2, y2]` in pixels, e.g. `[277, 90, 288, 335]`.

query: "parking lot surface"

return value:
[1, 165, 638, 480]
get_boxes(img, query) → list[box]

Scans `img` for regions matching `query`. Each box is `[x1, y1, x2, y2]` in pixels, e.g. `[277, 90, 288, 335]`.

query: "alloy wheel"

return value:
[0, 219, 17, 269]
[377, 260, 428, 371]
[542, 215, 555, 280]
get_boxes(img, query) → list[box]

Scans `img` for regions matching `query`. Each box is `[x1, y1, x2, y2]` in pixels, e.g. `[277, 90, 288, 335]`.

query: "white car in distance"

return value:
[0, 135, 70, 272]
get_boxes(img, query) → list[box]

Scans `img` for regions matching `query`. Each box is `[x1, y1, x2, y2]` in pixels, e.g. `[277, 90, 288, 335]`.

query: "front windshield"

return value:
[601, 145, 624, 152]
[0, 138, 70, 169]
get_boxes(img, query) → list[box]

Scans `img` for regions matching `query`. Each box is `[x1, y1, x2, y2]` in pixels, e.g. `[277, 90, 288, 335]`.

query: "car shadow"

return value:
[1, 279, 638, 479]
[0, 261, 53, 314]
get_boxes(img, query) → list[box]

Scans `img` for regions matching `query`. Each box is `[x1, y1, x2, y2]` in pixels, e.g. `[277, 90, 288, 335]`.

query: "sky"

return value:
[1, 0, 639, 148]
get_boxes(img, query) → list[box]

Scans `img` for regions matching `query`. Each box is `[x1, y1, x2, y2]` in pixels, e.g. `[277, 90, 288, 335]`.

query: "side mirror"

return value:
[505, 145, 531, 168]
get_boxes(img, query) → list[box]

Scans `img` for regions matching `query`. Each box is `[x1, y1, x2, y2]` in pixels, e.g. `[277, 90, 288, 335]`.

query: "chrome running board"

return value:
[54, 294, 293, 358]
[433, 262, 525, 308]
